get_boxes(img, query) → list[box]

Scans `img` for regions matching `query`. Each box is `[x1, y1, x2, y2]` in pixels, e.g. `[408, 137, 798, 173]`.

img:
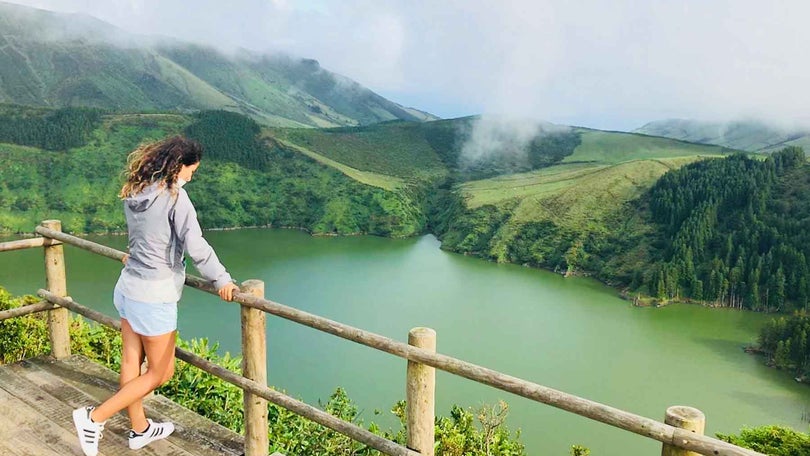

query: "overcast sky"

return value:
[9, 0, 810, 131]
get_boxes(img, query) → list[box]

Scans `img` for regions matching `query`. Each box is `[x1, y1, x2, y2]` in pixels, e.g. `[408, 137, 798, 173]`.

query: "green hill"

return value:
[437, 145, 810, 315]
[635, 119, 810, 153]
[0, 1, 436, 128]
[424, 124, 735, 276]
[267, 121, 451, 182]
[0, 108, 426, 236]
[565, 129, 733, 163]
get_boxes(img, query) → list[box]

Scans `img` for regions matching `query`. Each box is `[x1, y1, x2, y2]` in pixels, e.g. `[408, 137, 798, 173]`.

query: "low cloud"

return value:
[459, 116, 538, 169]
[7, 0, 810, 130]
[458, 115, 571, 172]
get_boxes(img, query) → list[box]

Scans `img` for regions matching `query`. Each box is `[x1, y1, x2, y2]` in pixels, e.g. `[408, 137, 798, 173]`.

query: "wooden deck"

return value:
[0, 355, 245, 456]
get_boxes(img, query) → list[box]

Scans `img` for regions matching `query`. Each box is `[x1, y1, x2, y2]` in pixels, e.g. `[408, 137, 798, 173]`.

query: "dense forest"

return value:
[759, 313, 810, 380]
[0, 105, 102, 150]
[642, 148, 809, 311]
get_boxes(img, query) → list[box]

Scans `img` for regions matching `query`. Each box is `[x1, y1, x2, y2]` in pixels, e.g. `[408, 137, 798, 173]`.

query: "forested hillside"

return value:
[642, 148, 810, 311]
[0, 104, 101, 150]
[430, 130, 731, 279]
[0, 108, 426, 236]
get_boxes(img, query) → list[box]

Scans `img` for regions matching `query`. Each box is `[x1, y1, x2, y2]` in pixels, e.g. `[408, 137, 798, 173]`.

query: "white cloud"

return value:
[6, 0, 810, 130]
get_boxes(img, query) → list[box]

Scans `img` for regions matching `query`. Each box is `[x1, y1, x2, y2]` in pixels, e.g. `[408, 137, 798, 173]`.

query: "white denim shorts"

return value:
[113, 289, 178, 336]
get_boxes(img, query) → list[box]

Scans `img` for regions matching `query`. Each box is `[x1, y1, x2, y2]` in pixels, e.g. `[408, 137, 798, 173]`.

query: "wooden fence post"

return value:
[241, 279, 269, 456]
[41, 220, 70, 360]
[407, 327, 436, 456]
[661, 406, 706, 456]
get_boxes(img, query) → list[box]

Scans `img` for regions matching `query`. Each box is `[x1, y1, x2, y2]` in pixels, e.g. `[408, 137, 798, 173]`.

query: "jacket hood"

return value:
[125, 182, 166, 213]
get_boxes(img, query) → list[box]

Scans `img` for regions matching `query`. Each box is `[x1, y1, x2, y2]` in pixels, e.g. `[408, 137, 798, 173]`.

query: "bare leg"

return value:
[119, 319, 148, 432]
[90, 330, 176, 423]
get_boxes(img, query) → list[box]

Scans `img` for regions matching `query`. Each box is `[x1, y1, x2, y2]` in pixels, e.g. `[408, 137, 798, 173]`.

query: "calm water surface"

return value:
[2, 229, 808, 455]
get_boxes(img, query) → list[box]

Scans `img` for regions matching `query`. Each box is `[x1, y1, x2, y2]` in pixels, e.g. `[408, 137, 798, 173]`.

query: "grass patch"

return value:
[267, 135, 406, 191]
[565, 130, 732, 164]
[267, 123, 448, 181]
[461, 156, 712, 230]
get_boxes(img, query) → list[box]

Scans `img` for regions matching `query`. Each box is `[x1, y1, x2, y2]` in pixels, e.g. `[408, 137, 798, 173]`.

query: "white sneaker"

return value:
[72, 406, 105, 456]
[128, 419, 175, 450]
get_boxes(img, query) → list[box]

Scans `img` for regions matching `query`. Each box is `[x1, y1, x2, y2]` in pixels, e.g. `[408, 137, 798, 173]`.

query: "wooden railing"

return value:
[0, 220, 767, 456]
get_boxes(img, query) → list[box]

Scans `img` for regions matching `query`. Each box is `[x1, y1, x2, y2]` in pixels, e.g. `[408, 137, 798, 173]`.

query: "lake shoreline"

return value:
[3, 224, 786, 317]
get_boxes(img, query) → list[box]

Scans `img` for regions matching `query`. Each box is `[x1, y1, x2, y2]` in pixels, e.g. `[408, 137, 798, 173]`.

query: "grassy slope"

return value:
[0, 107, 737, 245]
[760, 136, 810, 154]
[150, 54, 238, 110]
[456, 130, 732, 263]
[266, 122, 449, 182]
[264, 118, 736, 275]
[565, 129, 731, 163]
[267, 135, 406, 191]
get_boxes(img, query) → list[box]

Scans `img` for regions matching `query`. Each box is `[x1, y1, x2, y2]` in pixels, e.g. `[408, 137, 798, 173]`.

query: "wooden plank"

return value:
[6, 360, 193, 456]
[28, 356, 244, 456]
[0, 362, 154, 456]
[0, 387, 83, 456]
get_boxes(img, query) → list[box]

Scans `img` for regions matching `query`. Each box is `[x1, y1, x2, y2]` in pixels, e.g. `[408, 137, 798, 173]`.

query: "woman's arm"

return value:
[171, 190, 236, 298]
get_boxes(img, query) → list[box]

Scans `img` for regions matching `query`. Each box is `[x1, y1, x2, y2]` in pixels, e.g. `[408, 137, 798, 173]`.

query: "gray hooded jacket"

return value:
[115, 182, 233, 303]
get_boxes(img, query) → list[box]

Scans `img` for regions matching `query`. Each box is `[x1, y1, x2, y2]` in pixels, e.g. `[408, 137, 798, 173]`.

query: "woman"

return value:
[72, 136, 239, 456]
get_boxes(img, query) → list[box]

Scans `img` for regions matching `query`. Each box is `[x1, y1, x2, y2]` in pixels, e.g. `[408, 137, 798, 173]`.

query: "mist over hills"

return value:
[635, 119, 810, 153]
[0, 1, 436, 127]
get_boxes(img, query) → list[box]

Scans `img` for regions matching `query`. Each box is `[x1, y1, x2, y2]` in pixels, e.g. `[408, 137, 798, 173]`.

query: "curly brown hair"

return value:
[119, 136, 203, 198]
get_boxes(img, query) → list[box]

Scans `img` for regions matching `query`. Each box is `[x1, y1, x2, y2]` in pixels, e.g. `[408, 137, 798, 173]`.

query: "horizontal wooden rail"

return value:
[36, 290, 418, 456]
[37, 291, 122, 331]
[0, 237, 60, 253]
[33, 229, 766, 456]
[35, 227, 124, 261]
[0, 301, 55, 321]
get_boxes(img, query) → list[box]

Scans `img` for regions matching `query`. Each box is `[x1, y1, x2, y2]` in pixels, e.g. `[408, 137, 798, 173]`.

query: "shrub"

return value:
[717, 425, 810, 456]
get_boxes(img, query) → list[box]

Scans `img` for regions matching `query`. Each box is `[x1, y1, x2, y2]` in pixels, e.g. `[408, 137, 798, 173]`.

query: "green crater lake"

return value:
[2, 229, 809, 455]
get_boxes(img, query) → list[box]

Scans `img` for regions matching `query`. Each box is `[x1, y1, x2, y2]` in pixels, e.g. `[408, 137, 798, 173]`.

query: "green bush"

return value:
[718, 425, 810, 456]
[0, 288, 49, 363]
